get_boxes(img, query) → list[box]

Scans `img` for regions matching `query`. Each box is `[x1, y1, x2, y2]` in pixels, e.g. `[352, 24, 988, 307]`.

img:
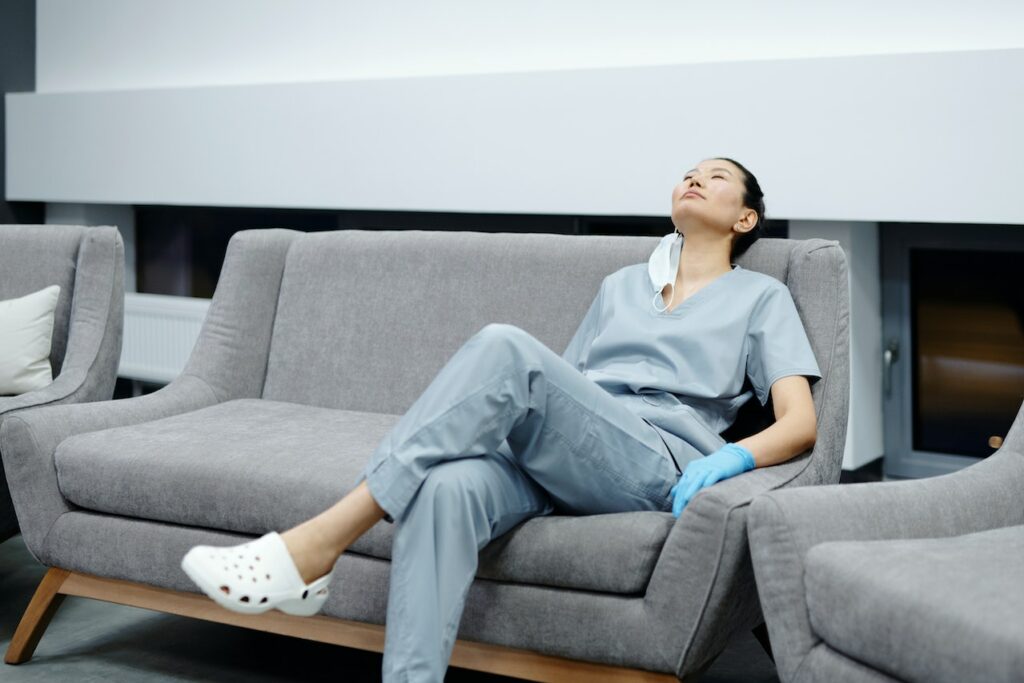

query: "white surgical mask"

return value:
[648, 231, 682, 312]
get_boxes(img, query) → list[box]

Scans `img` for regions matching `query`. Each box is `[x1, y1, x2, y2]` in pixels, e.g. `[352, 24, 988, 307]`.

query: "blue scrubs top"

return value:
[561, 261, 822, 455]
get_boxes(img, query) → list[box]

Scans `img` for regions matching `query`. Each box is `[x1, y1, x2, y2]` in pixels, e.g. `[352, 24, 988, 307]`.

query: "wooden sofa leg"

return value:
[751, 622, 774, 663]
[5, 568, 70, 665]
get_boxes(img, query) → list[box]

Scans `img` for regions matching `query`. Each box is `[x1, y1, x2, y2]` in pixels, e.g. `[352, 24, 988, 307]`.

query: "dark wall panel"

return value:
[1, 0, 44, 224]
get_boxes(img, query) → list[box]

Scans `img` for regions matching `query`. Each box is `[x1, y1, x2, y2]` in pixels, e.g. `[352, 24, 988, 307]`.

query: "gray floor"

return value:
[1, 534, 778, 682]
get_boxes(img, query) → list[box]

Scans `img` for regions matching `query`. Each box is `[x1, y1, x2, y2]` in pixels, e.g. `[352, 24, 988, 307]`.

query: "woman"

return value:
[181, 157, 821, 681]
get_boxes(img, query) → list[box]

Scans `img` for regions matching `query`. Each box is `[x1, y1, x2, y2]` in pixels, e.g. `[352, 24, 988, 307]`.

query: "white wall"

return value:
[9, 48, 1024, 222]
[16, 2, 1024, 220]
[791, 221, 884, 470]
[36, 1, 1024, 91]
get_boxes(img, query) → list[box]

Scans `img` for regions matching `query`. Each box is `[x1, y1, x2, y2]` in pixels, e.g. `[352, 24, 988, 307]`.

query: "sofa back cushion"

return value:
[0, 225, 84, 377]
[261, 229, 826, 423]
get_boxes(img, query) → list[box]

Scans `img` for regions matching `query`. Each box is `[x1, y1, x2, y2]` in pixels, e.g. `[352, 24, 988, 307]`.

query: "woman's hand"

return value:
[668, 377, 817, 518]
[669, 443, 756, 517]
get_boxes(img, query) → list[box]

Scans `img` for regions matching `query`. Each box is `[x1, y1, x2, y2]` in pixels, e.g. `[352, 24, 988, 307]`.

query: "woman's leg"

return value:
[380, 452, 552, 682]
[275, 322, 687, 680]
[352, 323, 686, 522]
[280, 481, 386, 583]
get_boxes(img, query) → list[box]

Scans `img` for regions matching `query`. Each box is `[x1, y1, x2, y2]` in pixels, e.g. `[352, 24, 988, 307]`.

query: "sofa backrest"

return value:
[0, 225, 87, 376]
[260, 230, 848, 479]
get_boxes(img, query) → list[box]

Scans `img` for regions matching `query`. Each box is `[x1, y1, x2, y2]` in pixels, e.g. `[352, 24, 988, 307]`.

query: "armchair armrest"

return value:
[747, 446, 1024, 683]
[0, 375, 219, 563]
[0, 226, 125, 417]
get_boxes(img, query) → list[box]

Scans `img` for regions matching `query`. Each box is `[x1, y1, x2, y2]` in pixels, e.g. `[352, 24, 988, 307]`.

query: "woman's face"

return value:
[670, 159, 757, 239]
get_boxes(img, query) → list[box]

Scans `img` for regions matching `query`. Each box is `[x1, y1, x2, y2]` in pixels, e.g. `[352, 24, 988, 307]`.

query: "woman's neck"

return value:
[676, 231, 733, 284]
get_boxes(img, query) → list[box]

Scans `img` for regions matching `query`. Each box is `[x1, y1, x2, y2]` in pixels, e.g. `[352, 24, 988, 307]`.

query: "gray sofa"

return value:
[0, 224, 125, 543]
[3, 228, 849, 681]
[748, 401, 1024, 683]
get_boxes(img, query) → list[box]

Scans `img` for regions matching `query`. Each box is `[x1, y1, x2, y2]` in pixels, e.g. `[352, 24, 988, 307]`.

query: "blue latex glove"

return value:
[669, 443, 756, 518]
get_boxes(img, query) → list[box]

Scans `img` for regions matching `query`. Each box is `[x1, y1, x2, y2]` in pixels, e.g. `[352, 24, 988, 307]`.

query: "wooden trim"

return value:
[8, 569, 680, 682]
[5, 568, 70, 665]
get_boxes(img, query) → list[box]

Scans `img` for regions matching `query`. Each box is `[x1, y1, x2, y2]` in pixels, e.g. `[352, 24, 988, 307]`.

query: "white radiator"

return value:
[118, 293, 210, 384]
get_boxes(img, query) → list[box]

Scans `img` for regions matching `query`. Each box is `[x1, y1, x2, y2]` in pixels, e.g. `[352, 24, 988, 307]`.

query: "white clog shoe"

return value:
[181, 531, 333, 617]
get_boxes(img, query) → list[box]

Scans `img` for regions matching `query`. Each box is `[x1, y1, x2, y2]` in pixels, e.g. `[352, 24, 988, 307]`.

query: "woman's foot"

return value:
[280, 523, 341, 584]
[180, 531, 334, 616]
[278, 481, 389, 583]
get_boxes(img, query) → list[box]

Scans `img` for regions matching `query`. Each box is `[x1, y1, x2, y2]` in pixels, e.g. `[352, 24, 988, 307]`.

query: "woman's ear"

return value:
[734, 208, 758, 233]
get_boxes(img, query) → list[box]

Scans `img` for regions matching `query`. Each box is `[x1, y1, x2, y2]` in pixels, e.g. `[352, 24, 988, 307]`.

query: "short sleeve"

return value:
[746, 283, 822, 406]
[561, 277, 606, 372]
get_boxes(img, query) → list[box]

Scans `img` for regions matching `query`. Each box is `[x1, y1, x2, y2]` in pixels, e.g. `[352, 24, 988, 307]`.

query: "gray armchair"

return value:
[748, 400, 1024, 683]
[0, 225, 125, 543]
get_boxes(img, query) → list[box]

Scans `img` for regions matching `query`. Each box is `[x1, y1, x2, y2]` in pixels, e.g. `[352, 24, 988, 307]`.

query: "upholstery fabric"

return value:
[2, 229, 851, 680]
[181, 229, 301, 402]
[1, 376, 218, 562]
[0, 225, 124, 543]
[748, 401, 1024, 683]
[54, 398, 674, 595]
[796, 644, 900, 683]
[805, 526, 1024, 683]
[264, 230, 638, 414]
[41, 511, 672, 672]
[0, 225, 83, 374]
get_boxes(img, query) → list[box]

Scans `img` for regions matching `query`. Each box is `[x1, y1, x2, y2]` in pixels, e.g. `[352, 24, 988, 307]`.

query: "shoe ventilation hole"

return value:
[259, 597, 268, 604]
[302, 590, 308, 600]
[240, 596, 250, 603]
[220, 586, 230, 595]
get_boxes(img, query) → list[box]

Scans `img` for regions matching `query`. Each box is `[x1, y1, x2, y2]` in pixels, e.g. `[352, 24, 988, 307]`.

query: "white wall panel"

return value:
[7, 49, 1024, 221]
[36, 1, 1024, 92]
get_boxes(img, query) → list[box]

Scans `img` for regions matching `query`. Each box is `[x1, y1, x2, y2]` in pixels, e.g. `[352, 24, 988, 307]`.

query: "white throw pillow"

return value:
[0, 285, 62, 395]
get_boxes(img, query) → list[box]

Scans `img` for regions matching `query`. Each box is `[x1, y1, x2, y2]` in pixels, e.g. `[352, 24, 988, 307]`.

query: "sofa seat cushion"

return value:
[804, 525, 1024, 683]
[54, 398, 675, 595]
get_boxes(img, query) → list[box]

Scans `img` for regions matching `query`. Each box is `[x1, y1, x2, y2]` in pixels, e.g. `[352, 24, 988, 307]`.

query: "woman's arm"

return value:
[736, 375, 817, 468]
[669, 375, 819, 516]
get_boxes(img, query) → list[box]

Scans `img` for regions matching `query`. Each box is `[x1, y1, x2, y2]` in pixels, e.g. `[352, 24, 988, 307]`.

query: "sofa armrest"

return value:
[641, 455, 812, 677]
[0, 226, 125, 417]
[0, 375, 219, 563]
[747, 447, 1024, 683]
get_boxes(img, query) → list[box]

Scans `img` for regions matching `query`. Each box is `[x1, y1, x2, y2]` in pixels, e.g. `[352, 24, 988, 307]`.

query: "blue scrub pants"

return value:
[352, 323, 693, 682]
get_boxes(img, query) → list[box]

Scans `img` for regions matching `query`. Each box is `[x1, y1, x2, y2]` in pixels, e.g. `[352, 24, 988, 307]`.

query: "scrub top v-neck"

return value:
[655, 265, 739, 317]
[560, 260, 822, 454]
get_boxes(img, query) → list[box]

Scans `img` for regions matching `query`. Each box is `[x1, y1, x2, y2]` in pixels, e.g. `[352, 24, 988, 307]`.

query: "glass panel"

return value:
[911, 248, 1024, 457]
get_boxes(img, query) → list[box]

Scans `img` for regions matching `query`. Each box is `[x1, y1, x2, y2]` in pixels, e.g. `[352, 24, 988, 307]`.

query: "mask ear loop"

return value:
[653, 282, 675, 313]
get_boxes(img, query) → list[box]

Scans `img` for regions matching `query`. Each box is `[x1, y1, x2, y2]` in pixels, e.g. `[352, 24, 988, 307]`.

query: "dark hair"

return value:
[714, 157, 766, 259]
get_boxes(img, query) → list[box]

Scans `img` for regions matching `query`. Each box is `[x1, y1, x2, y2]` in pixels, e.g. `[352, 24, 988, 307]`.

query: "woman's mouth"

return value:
[682, 191, 704, 199]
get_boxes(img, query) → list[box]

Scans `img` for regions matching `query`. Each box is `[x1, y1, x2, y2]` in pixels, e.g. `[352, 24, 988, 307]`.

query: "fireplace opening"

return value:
[911, 248, 1024, 458]
[883, 223, 1024, 479]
